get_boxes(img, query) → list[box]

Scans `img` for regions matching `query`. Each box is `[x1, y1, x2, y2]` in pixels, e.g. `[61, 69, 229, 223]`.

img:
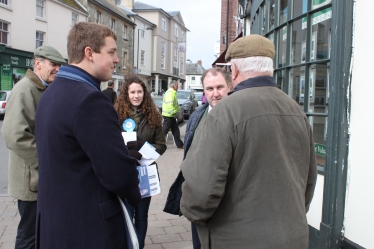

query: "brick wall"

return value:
[220, 0, 239, 54]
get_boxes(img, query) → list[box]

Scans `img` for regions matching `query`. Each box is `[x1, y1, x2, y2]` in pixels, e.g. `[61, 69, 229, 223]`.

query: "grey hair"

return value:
[33, 57, 45, 69]
[169, 80, 178, 87]
[231, 56, 274, 74]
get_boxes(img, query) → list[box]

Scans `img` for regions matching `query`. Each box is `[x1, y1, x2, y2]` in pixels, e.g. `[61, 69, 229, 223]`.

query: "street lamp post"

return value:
[136, 27, 153, 74]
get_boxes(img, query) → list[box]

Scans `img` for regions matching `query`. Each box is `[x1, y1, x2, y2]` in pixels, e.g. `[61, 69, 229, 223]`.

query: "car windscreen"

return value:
[0, 92, 7, 101]
[195, 93, 202, 101]
[152, 98, 163, 107]
[176, 92, 190, 99]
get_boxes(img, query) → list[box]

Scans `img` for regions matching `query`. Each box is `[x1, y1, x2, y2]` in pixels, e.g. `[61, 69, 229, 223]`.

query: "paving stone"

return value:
[0, 233, 15, 243]
[162, 240, 194, 249]
[144, 244, 163, 249]
[150, 234, 182, 244]
[170, 218, 190, 226]
[164, 225, 187, 234]
[179, 231, 192, 241]
[148, 220, 172, 228]
[146, 227, 166, 236]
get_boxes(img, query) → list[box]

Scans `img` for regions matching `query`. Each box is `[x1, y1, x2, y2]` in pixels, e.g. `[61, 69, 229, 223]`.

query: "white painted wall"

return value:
[343, 1, 374, 248]
[0, 0, 87, 58]
[307, 174, 324, 229]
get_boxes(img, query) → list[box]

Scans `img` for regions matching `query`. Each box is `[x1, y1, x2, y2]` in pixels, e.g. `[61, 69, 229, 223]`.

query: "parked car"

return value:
[194, 92, 203, 106]
[0, 90, 11, 118]
[176, 90, 198, 119]
[151, 95, 184, 123]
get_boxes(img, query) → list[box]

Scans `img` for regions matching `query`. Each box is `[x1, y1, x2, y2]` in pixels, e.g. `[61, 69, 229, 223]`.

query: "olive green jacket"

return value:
[1, 69, 46, 201]
[180, 79, 317, 248]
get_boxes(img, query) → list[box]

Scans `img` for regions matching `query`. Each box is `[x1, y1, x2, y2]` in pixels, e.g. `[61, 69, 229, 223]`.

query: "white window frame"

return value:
[110, 19, 115, 31]
[71, 12, 78, 26]
[0, 21, 9, 45]
[174, 24, 178, 37]
[182, 31, 185, 42]
[123, 25, 128, 40]
[0, 0, 9, 7]
[161, 42, 166, 69]
[162, 17, 166, 31]
[95, 11, 101, 24]
[36, 31, 44, 48]
[36, 0, 45, 18]
[191, 76, 196, 84]
[140, 50, 145, 66]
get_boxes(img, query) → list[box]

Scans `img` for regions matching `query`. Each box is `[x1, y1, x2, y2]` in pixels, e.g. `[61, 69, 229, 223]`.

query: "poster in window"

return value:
[13, 68, 27, 85]
[311, 33, 316, 61]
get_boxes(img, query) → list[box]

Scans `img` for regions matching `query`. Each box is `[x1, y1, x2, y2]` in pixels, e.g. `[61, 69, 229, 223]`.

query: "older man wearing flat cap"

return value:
[180, 34, 317, 248]
[1, 45, 65, 249]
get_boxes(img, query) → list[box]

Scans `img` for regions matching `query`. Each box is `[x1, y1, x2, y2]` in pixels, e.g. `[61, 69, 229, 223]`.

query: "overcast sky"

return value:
[136, 0, 222, 69]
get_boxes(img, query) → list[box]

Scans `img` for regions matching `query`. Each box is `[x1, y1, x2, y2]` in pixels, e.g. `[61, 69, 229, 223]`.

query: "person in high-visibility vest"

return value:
[162, 80, 184, 148]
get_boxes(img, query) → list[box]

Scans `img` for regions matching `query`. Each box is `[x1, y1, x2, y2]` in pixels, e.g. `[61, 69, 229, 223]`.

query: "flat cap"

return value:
[34, 46, 66, 65]
[225, 34, 275, 62]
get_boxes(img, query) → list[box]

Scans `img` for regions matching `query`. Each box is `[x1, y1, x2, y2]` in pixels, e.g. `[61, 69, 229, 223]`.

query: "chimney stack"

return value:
[197, 60, 202, 65]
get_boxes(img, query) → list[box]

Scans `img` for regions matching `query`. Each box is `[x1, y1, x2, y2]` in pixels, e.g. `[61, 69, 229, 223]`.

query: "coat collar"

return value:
[26, 69, 46, 90]
[229, 76, 277, 95]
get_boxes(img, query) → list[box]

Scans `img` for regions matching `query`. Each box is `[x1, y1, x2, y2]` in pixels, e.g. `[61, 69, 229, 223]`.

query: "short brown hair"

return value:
[67, 22, 117, 64]
[201, 68, 232, 87]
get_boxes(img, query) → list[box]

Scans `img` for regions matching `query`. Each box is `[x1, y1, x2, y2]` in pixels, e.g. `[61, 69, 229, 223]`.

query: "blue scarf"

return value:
[56, 66, 100, 91]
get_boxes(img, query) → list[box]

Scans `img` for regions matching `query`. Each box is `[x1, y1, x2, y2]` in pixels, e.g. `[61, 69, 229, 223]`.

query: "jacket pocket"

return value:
[29, 167, 38, 192]
[98, 199, 122, 220]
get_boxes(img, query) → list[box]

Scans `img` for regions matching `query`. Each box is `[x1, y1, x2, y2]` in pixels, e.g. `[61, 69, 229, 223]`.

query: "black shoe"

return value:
[177, 146, 184, 149]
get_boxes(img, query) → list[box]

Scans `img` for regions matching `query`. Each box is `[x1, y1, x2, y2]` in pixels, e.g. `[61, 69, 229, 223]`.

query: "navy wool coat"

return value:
[35, 66, 141, 249]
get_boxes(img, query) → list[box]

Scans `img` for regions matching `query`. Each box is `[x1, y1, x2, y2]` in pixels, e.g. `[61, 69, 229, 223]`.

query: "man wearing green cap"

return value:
[180, 35, 317, 248]
[1, 45, 65, 249]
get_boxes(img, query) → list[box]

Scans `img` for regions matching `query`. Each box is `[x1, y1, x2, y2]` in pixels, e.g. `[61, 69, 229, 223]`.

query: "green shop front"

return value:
[0, 45, 34, 91]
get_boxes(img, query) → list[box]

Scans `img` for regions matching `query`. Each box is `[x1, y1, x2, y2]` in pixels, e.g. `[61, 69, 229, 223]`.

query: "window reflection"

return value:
[293, 0, 308, 18]
[268, 0, 275, 30]
[291, 18, 306, 65]
[311, 7, 332, 60]
[288, 67, 305, 107]
[278, 26, 287, 68]
[279, 0, 288, 25]
[276, 70, 285, 90]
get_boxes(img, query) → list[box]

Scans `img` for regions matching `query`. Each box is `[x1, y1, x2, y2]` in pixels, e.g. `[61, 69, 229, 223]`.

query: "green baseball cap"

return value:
[34, 45, 66, 65]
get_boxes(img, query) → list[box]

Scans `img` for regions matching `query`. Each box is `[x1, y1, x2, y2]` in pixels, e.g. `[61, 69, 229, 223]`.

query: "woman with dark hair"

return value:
[114, 75, 167, 248]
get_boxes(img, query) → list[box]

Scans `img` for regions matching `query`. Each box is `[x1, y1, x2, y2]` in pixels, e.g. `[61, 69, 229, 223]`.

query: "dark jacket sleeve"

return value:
[73, 91, 141, 206]
[152, 125, 167, 155]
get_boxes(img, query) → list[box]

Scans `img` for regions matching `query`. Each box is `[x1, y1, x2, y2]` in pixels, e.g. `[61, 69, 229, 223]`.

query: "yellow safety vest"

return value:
[162, 88, 179, 117]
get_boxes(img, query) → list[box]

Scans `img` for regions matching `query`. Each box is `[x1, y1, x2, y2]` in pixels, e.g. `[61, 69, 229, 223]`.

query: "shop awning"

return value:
[212, 32, 243, 67]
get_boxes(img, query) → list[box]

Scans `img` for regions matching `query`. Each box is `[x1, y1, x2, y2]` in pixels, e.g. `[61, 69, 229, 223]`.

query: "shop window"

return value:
[36, 31, 44, 48]
[293, 0, 308, 18]
[267, 0, 275, 31]
[0, 21, 9, 45]
[279, 0, 288, 25]
[290, 18, 307, 65]
[277, 26, 287, 68]
[311, 8, 332, 60]
[36, 0, 45, 18]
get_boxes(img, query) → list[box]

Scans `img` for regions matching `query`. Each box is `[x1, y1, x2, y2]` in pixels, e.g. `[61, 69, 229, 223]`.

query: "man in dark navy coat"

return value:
[35, 22, 141, 249]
